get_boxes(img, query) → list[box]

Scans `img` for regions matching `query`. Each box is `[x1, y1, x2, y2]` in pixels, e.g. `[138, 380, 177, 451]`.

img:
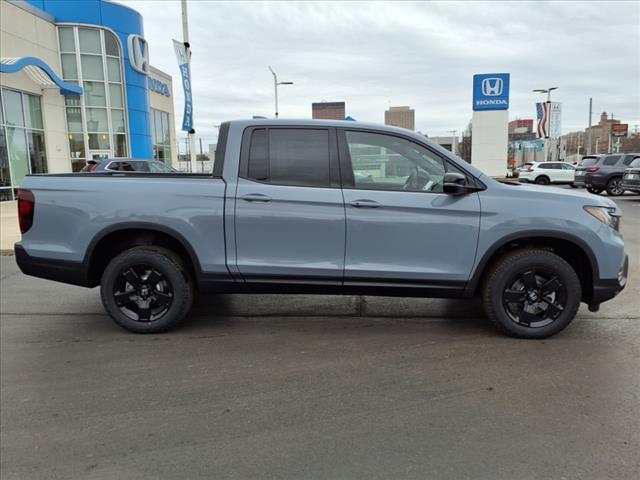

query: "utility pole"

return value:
[608, 112, 614, 153]
[268, 66, 293, 118]
[181, 0, 197, 174]
[587, 97, 593, 155]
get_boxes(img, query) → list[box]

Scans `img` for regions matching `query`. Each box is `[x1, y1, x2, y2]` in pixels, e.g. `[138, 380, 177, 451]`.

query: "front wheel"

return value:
[482, 249, 581, 339]
[100, 246, 194, 333]
[606, 177, 625, 196]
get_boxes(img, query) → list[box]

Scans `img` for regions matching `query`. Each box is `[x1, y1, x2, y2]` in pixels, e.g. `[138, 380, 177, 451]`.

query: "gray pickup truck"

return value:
[15, 119, 628, 338]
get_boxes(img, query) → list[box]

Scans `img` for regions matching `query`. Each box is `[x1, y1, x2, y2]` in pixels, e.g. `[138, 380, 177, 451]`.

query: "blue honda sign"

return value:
[473, 73, 510, 111]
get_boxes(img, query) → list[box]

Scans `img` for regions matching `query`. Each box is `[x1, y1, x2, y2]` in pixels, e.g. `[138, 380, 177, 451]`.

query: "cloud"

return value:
[124, 0, 640, 143]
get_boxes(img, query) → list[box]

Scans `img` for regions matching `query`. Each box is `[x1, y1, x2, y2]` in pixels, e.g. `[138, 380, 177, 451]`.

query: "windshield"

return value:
[580, 157, 599, 167]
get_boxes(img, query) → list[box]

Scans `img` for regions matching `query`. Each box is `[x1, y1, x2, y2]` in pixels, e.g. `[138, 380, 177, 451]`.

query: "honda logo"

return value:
[481, 77, 503, 96]
[127, 34, 149, 75]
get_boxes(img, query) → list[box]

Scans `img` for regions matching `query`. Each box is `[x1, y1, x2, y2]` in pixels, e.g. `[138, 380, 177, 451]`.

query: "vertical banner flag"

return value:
[536, 102, 549, 139]
[173, 39, 193, 132]
[549, 102, 562, 139]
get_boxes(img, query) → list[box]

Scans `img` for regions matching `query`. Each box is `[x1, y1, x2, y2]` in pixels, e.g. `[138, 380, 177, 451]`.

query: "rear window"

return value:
[580, 157, 599, 167]
[602, 155, 621, 166]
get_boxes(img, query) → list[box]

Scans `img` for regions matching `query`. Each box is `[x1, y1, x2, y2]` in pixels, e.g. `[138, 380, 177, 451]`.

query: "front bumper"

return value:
[591, 254, 629, 304]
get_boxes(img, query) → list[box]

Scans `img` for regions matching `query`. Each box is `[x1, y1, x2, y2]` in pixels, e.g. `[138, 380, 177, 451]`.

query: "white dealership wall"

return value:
[471, 110, 509, 177]
[0, 0, 70, 173]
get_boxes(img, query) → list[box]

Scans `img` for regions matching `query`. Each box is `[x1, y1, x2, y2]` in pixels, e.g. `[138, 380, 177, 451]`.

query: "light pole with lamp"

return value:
[268, 66, 293, 118]
[533, 87, 558, 161]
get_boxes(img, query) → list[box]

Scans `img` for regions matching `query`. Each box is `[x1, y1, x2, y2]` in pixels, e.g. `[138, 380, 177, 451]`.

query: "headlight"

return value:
[584, 206, 621, 231]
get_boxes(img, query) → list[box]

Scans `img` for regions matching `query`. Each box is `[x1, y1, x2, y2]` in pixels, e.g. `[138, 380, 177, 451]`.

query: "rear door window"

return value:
[245, 128, 331, 187]
[603, 155, 621, 166]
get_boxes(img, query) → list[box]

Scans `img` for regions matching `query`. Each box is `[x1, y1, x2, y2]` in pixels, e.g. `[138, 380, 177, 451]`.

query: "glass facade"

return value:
[0, 89, 47, 201]
[151, 108, 171, 162]
[58, 26, 128, 171]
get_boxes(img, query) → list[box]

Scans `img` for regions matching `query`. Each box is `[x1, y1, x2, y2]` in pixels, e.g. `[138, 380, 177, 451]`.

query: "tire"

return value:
[569, 184, 577, 188]
[482, 249, 581, 339]
[606, 177, 625, 196]
[587, 187, 603, 195]
[100, 246, 194, 333]
[535, 176, 550, 185]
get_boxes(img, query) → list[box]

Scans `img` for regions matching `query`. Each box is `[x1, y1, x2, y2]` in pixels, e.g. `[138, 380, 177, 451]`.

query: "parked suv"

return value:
[621, 156, 640, 193]
[518, 162, 576, 185]
[574, 153, 639, 195]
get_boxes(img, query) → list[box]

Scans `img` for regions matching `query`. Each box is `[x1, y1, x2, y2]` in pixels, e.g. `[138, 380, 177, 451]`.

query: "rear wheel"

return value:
[535, 176, 550, 185]
[100, 247, 194, 333]
[606, 177, 625, 196]
[587, 187, 603, 195]
[482, 249, 581, 339]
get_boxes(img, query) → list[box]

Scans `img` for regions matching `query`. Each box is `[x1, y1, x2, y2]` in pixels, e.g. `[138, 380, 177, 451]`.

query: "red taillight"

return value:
[89, 163, 98, 172]
[17, 189, 35, 234]
[527, 166, 534, 172]
[587, 167, 600, 173]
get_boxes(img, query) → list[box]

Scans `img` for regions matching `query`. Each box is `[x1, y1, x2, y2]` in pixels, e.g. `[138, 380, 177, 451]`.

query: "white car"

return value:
[518, 162, 576, 185]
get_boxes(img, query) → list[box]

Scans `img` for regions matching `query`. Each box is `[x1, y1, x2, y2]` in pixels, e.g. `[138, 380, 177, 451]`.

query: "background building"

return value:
[429, 136, 459, 154]
[384, 106, 414, 130]
[0, 0, 176, 201]
[312, 101, 345, 120]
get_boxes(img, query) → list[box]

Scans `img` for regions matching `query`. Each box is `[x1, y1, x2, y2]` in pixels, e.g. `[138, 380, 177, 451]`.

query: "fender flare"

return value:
[82, 222, 203, 281]
[466, 230, 600, 294]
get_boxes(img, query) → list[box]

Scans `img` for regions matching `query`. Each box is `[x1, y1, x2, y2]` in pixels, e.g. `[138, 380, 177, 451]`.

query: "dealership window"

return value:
[58, 26, 128, 171]
[151, 108, 171, 162]
[0, 89, 47, 201]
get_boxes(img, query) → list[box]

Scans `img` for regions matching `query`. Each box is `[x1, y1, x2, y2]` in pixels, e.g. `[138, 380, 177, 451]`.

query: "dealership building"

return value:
[0, 0, 177, 201]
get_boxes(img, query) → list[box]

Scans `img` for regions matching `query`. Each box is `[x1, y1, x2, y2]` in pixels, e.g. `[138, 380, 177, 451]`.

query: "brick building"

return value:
[312, 102, 345, 120]
[384, 106, 415, 130]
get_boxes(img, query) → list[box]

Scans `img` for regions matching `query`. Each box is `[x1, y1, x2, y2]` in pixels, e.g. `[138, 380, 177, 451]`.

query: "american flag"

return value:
[536, 102, 549, 139]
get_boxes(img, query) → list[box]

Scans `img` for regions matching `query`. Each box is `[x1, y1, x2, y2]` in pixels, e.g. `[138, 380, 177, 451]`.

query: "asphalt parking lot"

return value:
[1, 191, 639, 480]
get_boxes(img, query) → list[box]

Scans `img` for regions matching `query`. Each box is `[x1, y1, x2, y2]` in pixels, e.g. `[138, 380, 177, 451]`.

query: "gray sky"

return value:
[124, 0, 640, 144]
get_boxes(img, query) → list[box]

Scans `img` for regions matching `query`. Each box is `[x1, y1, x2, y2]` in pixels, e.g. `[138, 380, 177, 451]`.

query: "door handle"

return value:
[240, 193, 272, 202]
[349, 199, 380, 208]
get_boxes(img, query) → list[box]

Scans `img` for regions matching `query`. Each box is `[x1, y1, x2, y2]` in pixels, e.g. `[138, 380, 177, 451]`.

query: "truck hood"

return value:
[489, 178, 618, 209]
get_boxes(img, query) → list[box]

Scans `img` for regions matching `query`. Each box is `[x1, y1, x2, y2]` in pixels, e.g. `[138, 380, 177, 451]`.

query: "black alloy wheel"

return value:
[502, 268, 566, 328]
[113, 264, 173, 322]
[482, 249, 581, 339]
[100, 246, 194, 333]
[606, 177, 625, 196]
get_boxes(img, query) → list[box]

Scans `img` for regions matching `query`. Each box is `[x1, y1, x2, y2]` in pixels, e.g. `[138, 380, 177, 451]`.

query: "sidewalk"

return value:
[1, 201, 19, 254]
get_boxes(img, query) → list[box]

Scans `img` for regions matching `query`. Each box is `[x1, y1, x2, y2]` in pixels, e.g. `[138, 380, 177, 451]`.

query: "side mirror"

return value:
[443, 172, 470, 195]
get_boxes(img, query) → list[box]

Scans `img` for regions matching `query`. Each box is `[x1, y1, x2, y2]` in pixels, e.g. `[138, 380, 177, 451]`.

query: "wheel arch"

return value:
[468, 231, 599, 303]
[83, 223, 202, 288]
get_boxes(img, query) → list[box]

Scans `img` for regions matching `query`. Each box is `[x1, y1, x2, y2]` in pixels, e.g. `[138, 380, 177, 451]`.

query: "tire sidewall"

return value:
[486, 251, 581, 339]
[101, 248, 192, 333]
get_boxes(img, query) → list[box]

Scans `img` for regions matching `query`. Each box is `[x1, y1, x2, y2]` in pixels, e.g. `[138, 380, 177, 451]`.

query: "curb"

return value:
[1, 250, 15, 256]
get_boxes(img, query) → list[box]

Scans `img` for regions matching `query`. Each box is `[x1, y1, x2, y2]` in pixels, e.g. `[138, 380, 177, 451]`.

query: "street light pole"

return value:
[268, 66, 293, 118]
[533, 87, 558, 161]
[181, 0, 197, 173]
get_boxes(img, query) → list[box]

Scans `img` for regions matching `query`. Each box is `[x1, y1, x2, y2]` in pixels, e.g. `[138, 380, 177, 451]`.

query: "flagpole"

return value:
[181, 0, 197, 173]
